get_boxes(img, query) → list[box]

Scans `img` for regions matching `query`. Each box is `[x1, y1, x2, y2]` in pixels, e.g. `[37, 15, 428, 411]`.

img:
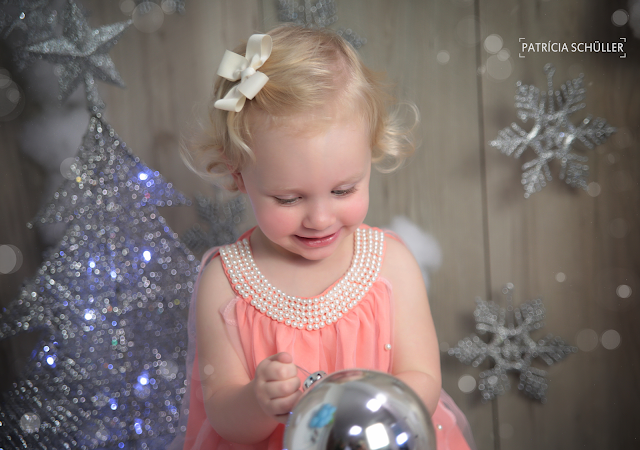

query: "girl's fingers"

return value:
[265, 389, 303, 418]
[260, 358, 298, 382]
[262, 376, 301, 399]
[270, 352, 293, 364]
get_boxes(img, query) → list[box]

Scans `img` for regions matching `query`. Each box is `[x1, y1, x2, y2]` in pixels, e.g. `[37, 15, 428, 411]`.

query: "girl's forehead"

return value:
[248, 102, 367, 138]
[244, 114, 372, 191]
[245, 109, 371, 174]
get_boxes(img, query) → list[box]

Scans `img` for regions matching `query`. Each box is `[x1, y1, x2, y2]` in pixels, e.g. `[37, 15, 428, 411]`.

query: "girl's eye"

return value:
[332, 186, 357, 197]
[274, 197, 299, 205]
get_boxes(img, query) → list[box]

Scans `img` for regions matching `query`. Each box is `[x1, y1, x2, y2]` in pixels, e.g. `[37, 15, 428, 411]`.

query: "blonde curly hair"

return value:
[182, 25, 418, 191]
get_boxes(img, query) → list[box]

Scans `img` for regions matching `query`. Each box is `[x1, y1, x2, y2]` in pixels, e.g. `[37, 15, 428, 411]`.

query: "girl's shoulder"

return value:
[197, 226, 255, 307]
[196, 249, 236, 313]
[380, 230, 423, 290]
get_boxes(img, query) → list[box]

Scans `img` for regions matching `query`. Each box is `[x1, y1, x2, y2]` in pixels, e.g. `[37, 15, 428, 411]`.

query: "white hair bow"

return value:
[214, 34, 272, 112]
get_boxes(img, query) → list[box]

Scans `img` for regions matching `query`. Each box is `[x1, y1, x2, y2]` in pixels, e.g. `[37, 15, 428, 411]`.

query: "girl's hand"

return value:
[253, 352, 302, 424]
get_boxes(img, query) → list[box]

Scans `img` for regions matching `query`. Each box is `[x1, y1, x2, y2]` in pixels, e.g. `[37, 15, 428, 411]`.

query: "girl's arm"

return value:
[195, 259, 300, 443]
[382, 237, 442, 416]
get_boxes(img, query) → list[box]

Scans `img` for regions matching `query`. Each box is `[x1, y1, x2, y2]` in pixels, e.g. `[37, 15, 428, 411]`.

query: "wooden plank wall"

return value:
[1, 1, 638, 449]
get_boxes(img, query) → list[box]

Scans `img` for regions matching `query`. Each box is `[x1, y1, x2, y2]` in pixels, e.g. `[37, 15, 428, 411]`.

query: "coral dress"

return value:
[178, 225, 476, 450]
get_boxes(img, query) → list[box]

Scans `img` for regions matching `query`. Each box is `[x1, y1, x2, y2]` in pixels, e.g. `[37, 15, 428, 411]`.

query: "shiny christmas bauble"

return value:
[283, 369, 436, 450]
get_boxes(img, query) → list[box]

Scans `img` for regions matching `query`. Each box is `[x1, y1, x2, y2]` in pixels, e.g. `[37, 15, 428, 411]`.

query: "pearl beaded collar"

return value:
[219, 227, 385, 331]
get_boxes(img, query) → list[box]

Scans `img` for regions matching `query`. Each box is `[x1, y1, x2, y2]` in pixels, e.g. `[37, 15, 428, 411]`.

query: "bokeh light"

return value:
[596, 268, 637, 311]
[458, 374, 476, 393]
[484, 34, 503, 54]
[60, 157, 78, 180]
[576, 329, 598, 352]
[611, 9, 629, 26]
[608, 218, 628, 238]
[586, 182, 601, 197]
[138, 372, 149, 385]
[0, 244, 23, 274]
[159, 359, 179, 380]
[161, 0, 179, 14]
[203, 364, 215, 377]
[436, 50, 450, 65]
[19, 412, 41, 433]
[0, 68, 24, 121]
[601, 330, 621, 350]
[497, 48, 510, 61]
[132, 2, 164, 33]
[616, 284, 632, 299]
[120, 0, 136, 15]
[555, 272, 566, 282]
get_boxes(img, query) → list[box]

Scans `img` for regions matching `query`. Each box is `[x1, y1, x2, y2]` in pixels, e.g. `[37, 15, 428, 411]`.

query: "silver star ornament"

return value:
[26, 0, 131, 112]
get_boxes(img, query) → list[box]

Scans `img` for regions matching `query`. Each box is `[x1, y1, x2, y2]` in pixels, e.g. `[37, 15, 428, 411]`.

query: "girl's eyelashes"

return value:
[332, 186, 357, 196]
[273, 186, 357, 204]
[274, 196, 300, 205]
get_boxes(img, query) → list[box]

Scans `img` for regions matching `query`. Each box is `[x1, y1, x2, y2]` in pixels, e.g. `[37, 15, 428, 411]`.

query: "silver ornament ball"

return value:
[284, 369, 436, 450]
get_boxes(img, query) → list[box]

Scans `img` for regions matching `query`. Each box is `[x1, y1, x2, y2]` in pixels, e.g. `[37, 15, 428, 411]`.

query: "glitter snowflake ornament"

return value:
[182, 192, 245, 253]
[132, 0, 187, 15]
[277, 0, 366, 49]
[449, 284, 577, 402]
[490, 64, 615, 197]
[278, 0, 338, 28]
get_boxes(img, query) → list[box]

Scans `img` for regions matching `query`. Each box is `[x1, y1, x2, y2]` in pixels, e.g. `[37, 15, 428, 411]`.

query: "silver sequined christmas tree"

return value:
[448, 284, 576, 403]
[490, 64, 615, 198]
[0, 115, 198, 450]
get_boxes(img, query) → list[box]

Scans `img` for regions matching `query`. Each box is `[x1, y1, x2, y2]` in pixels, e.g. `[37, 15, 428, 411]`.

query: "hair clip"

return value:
[214, 34, 272, 112]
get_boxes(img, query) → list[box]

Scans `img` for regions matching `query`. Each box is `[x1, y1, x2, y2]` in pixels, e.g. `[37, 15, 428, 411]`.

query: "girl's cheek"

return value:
[344, 196, 369, 224]
[256, 204, 297, 234]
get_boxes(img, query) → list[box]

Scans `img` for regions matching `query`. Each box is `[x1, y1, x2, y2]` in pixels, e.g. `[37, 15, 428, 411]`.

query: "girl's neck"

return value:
[248, 227, 356, 298]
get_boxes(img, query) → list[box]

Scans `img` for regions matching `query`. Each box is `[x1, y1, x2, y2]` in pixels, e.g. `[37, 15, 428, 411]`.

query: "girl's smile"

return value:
[294, 230, 340, 248]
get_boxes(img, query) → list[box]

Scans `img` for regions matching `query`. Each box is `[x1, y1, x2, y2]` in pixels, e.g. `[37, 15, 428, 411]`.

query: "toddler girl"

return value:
[176, 25, 475, 450]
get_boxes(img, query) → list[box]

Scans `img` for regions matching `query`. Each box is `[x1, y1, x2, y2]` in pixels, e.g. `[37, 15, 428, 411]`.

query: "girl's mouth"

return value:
[295, 230, 340, 248]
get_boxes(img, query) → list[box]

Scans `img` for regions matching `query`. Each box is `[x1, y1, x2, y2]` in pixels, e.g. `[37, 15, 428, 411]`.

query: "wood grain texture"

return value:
[479, 0, 640, 449]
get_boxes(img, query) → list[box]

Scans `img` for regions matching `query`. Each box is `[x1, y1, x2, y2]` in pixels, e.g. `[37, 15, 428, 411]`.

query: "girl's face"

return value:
[233, 112, 371, 262]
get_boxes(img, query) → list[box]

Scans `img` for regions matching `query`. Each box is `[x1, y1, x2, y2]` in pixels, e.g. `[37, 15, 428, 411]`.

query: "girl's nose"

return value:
[302, 199, 334, 231]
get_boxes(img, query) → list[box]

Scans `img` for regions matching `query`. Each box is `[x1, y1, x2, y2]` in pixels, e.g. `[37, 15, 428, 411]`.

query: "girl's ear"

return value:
[231, 171, 247, 193]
